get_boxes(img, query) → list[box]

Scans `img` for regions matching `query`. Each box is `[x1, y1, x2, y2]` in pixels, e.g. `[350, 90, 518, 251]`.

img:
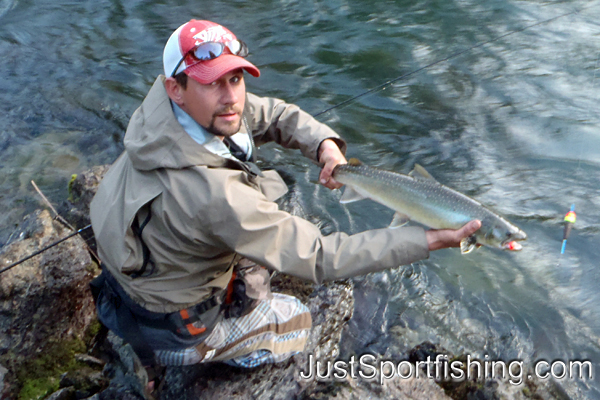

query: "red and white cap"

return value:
[163, 20, 260, 84]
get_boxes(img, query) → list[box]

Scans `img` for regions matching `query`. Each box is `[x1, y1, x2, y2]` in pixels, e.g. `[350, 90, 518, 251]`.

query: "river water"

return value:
[2, 0, 600, 397]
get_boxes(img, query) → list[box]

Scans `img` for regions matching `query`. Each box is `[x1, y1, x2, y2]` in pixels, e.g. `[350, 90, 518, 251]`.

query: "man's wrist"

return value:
[317, 138, 344, 162]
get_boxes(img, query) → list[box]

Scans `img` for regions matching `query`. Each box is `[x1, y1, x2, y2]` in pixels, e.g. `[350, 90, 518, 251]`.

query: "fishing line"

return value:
[0, 225, 92, 275]
[313, 4, 592, 119]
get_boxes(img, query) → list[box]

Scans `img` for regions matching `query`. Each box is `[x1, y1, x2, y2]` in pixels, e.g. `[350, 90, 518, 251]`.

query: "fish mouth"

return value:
[501, 229, 527, 251]
[502, 241, 523, 251]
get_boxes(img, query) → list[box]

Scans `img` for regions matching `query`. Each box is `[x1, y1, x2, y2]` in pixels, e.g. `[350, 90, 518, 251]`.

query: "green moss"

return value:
[15, 336, 88, 400]
[67, 174, 78, 203]
[14, 319, 106, 399]
[17, 377, 59, 400]
[17, 338, 85, 379]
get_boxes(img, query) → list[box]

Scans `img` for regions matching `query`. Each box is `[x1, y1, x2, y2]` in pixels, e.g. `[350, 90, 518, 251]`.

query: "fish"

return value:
[332, 159, 527, 254]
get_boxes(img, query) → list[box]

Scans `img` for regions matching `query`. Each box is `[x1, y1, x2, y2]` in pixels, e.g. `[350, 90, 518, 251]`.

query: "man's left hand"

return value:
[318, 139, 347, 190]
[425, 220, 482, 251]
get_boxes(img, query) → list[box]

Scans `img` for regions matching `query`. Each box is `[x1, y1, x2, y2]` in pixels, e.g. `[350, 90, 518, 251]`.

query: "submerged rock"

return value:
[408, 341, 571, 400]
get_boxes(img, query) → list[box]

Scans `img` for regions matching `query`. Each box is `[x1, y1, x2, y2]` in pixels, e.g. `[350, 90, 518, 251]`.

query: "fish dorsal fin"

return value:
[460, 235, 478, 254]
[339, 187, 367, 204]
[348, 158, 363, 167]
[409, 164, 437, 181]
[389, 212, 411, 229]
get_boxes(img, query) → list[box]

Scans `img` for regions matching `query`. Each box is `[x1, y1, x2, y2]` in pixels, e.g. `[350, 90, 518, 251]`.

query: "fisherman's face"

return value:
[179, 69, 246, 138]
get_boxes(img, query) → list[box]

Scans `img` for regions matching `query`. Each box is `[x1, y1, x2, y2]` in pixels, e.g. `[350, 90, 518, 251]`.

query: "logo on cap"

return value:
[192, 25, 234, 45]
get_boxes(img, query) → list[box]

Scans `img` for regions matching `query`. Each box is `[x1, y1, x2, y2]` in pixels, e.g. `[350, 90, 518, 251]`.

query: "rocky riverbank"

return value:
[0, 167, 568, 400]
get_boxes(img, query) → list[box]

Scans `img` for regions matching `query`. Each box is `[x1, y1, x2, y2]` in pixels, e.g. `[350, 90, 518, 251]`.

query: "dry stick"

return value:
[31, 180, 75, 231]
[30, 180, 101, 265]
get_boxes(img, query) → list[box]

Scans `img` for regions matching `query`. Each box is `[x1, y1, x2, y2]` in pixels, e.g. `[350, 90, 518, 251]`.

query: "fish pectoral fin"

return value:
[409, 164, 438, 182]
[339, 187, 368, 204]
[389, 212, 411, 229]
[460, 235, 478, 254]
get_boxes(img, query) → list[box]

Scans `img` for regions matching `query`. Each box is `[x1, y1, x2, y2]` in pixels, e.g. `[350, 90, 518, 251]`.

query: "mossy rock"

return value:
[17, 377, 60, 400]
[12, 321, 105, 400]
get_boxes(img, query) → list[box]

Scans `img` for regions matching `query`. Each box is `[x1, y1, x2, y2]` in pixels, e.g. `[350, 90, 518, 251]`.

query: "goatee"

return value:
[206, 119, 242, 138]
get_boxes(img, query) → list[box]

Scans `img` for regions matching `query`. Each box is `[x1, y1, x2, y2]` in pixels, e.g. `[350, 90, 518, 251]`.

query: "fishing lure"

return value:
[561, 204, 576, 254]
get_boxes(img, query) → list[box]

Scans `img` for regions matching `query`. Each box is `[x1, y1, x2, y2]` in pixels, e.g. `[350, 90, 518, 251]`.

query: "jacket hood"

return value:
[124, 75, 227, 171]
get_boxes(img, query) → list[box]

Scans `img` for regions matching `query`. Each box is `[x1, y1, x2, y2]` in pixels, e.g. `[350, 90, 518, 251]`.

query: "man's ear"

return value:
[164, 77, 184, 106]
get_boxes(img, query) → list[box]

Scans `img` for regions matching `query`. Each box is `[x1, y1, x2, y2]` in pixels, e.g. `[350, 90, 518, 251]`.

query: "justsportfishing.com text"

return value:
[299, 354, 593, 385]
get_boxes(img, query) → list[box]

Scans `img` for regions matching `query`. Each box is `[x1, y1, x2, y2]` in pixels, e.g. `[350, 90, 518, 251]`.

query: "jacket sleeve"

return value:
[202, 171, 430, 283]
[244, 92, 346, 162]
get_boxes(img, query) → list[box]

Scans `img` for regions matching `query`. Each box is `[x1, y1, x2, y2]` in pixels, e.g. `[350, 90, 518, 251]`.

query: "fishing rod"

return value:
[313, 4, 591, 119]
[0, 224, 92, 275]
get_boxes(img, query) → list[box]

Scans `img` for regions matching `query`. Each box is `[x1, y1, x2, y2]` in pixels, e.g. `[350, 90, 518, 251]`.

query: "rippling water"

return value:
[2, 0, 600, 397]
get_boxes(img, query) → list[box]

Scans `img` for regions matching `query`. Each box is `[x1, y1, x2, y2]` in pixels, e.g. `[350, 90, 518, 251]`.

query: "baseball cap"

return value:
[163, 20, 260, 84]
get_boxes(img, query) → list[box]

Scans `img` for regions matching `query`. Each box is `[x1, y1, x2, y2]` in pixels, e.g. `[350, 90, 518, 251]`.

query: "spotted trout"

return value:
[332, 159, 527, 253]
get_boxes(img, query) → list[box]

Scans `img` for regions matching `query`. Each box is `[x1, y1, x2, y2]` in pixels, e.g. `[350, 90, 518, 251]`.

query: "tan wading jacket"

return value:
[90, 75, 430, 314]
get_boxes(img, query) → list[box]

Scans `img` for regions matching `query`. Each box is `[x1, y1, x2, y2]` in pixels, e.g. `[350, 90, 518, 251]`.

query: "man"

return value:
[90, 19, 480, 374]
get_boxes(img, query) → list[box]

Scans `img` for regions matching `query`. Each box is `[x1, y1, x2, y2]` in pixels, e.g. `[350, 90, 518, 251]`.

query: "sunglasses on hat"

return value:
[170, 39, 249, 77]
